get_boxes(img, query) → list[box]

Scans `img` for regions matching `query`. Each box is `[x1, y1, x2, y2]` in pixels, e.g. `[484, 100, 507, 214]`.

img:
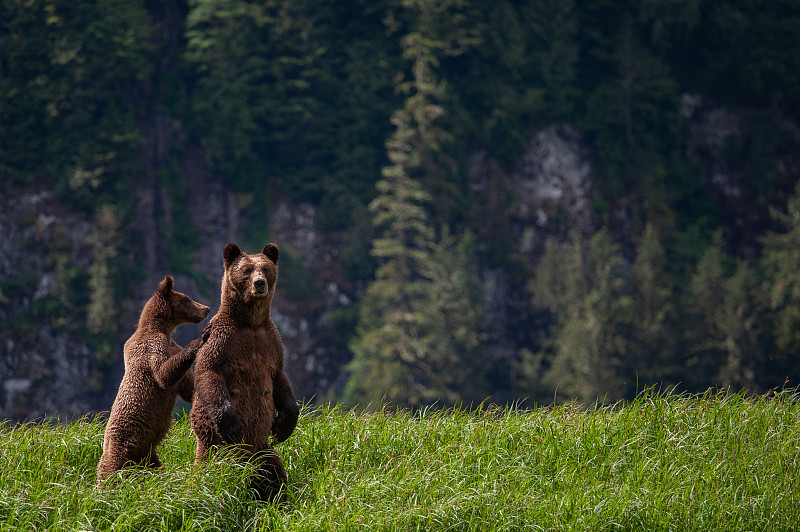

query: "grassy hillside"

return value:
[1, 389, 798, 531]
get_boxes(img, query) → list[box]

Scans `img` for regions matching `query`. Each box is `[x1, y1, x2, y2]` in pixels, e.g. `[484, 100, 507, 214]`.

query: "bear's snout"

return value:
[190, 304, 211, 323]
[253, 277, 267, 294]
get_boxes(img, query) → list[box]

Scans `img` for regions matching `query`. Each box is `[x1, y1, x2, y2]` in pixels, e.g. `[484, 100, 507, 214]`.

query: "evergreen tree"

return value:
[87, 206, 123, 368]
[0, 0, 153, 204]
[416, 229, 486, 405]
[531, 230, 632, 404]
[343, 8, 443, 406]
[576, 0, 680, 224]
[455, 0, 577, 163]
[345, 0, 485, 409]
[185, 0, 299, 191]
[343, 168, 434, 407]
[714, 261, 765, 391]
[390, 0, 482, 227]
[183, 0, 402, 244]
[761, 182, 800, 382]
[630, 223, 675, 385]
[0, 1, 55, 185]
[685, 231, 767, 391]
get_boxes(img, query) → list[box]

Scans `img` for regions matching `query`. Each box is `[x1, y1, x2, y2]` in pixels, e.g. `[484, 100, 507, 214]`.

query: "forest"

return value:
[2, 0, 800, 414]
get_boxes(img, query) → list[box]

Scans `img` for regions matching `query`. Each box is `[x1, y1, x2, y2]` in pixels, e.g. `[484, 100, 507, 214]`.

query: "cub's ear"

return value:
[262, 243, 279, 265]
[223, 243, 242, 268]
[158, 275, 174, 294]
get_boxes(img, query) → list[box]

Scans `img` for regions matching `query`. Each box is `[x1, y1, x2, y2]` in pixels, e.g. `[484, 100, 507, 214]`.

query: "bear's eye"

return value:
[242, 267, 253, 277]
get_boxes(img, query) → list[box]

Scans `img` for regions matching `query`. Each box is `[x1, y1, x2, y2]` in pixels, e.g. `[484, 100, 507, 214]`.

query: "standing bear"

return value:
[97, 275, 210, 484]
[190, 243, 299, 501]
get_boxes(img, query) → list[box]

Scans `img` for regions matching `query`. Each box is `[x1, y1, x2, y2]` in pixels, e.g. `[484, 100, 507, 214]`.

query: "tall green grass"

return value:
[1, 389, 798, 531]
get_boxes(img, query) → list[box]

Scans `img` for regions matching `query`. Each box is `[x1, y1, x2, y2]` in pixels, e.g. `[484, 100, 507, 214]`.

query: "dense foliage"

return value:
[3, 0, 800, 407]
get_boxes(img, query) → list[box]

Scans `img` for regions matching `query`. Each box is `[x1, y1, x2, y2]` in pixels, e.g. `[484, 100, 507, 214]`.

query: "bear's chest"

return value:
[222, 330, 280, 386]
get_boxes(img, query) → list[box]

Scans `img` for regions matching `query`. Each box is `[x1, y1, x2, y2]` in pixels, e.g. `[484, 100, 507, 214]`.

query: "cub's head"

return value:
[154, 275, 210, 328]
[222, 243, 279, 305]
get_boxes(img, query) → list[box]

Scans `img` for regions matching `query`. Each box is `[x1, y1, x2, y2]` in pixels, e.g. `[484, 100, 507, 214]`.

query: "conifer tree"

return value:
[686, 231, 766, 391]
[577, 0, 680, 213]
[630, 223, 675, 384]
[760, 182, 800, 381]
[344, 0, 484, 409]
[460, 0, 577, 162]
[87, 206, 122, 367]
[531, 230, 631, 404]
[416, 229, 486, 405]
[344, 135, 435, 407]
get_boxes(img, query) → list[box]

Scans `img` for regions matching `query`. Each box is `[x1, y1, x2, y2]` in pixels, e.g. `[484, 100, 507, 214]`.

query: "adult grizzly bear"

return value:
[97, 275, 210, 484]
[190, 243, 299, 501]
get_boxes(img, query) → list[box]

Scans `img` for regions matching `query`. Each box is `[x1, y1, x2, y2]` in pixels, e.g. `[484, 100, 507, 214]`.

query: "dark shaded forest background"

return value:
[3, 0, 800, 418]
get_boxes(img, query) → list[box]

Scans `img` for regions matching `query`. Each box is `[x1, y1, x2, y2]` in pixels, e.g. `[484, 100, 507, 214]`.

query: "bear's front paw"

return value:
[184, 336, 203, 353]
[217, 407, 243, 445]
[271, 419, 291, 443]
[201, 321, 213, 343]
[272, 403, 299, 443]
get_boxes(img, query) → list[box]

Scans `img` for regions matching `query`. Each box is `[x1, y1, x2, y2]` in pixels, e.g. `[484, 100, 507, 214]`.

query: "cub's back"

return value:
[105, 333, 175, 447]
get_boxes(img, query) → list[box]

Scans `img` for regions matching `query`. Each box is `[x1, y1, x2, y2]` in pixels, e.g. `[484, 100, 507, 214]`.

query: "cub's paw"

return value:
[201, 321, 213, 343]
[184, 336, 203, 355]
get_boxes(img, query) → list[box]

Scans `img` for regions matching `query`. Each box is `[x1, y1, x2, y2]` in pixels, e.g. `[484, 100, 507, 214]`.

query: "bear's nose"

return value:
[254, 278, 267, 291]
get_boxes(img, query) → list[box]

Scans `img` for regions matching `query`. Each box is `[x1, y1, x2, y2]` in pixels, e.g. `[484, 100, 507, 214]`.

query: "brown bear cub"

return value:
[97, 275, 210, 484]
[190, 243, 299, 501]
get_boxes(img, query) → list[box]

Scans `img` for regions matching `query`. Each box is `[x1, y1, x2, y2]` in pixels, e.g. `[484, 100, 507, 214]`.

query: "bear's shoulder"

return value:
[124, 330, 171, 367]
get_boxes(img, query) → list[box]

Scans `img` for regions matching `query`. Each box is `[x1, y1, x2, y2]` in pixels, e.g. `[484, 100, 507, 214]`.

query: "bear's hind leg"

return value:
[250, 448, 288, 502]
[96, 453, 120, 486]
[96, 451, 137, 486]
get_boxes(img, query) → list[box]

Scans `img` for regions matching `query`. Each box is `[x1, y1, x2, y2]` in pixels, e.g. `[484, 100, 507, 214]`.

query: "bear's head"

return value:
[222, 243, 280, 307]
[153, 275, 211, 328]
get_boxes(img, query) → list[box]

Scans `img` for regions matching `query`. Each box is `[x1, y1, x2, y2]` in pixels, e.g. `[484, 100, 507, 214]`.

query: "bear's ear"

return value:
[262, 243, 279, 265]
[158, 275, 174, 294]
[223, 243, 242, 268]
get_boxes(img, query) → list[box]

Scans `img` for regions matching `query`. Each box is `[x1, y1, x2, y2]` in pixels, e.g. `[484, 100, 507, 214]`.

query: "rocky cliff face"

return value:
[0, 190, 96, 419]
[682, 95, 800, 252]
[468, 124, 597, 400]
[267, 189, 353, 399]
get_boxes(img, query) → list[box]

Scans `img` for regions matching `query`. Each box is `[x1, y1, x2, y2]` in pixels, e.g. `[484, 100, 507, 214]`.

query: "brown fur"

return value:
[97, 276, 210, 484]
[190, 243, 299, 501]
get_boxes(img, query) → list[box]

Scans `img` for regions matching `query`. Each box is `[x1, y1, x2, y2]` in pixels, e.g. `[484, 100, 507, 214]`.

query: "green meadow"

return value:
[1, 389, 798, 531]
